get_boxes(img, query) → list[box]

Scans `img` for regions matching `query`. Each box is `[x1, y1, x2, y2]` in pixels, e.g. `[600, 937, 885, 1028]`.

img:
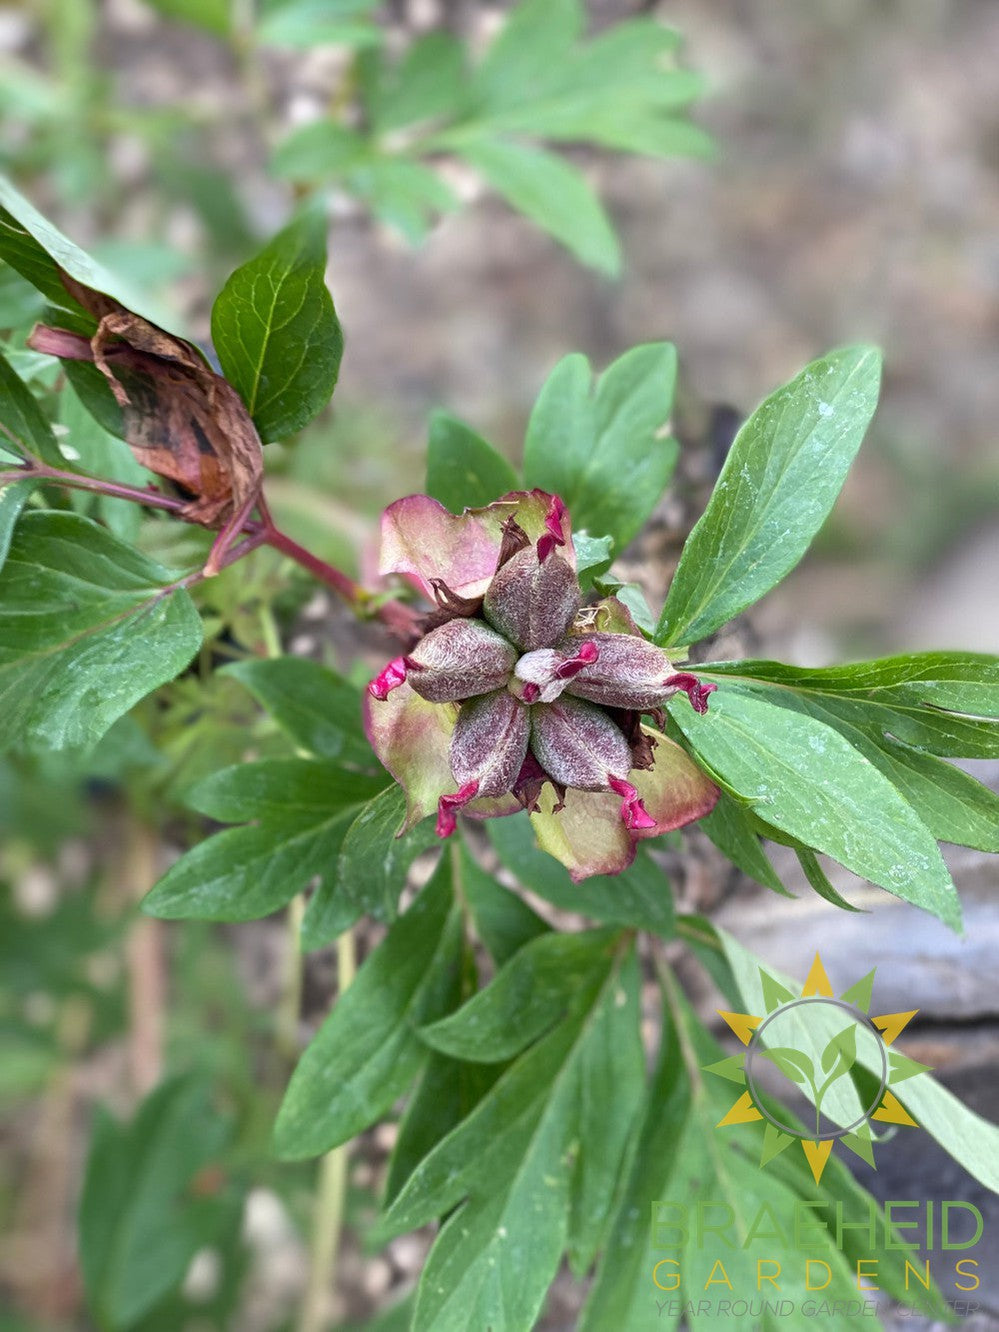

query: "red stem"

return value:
[1, 460, 422, 642]
[262, 522, 362, 604]
[0, 463, 192, 516]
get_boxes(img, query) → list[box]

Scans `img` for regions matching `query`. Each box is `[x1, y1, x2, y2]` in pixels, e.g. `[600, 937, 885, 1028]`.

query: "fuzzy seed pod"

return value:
[405, 618, 517, 703]
[561, 632, 683, 711]
[450, 689, 530, 797]
[483, 547, 579, 651]
[529, 696, 633, 793]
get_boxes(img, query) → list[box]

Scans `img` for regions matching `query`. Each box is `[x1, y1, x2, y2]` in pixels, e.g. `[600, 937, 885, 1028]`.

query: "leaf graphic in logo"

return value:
[820, 1023, 858, 1083]
[759, 1047, 814, 1086]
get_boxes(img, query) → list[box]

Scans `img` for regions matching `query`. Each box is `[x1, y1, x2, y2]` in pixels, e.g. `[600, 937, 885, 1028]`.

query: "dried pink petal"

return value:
[608, 776, 656, 830]
[368, 657, 409, 700]
[665, 673, 718, 715]
[437, 781, 480, 838]
[363, 682, 457, 831]
[537, 494, 569, 562]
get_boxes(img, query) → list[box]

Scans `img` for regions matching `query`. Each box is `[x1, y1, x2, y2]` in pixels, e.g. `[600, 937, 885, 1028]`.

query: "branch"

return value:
[1, 458, 423, 643]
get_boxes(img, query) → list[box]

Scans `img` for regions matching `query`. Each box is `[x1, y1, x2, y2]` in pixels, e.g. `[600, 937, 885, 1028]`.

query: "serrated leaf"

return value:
[523, 344, 678, 549]
[459, 139, 619, 276]
[336, 784, 441, 923]
[668, 686, 961, 928]
[0, 512, 202, 753]
[274, 858, 459, 1159]
[142, 758, 386, 922]
[211, 209, 342, 442]
[420, 928, 618, 1062]
[223, 655, 374, 768]
[79, 1076, 234, 1332]
[382, 941, 643, 1331]
[425, 411, 519, 513]
[657, 346, 883, 647]
[488, 812, 675, 936]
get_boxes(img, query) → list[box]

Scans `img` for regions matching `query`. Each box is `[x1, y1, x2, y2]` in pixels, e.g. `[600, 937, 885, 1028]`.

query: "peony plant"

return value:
[2, 174, 998, 1332]
[365, 489, 719, 877]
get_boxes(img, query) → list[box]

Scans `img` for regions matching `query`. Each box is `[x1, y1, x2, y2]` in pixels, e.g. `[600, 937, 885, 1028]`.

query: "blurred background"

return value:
[1, 1, 997, 1329]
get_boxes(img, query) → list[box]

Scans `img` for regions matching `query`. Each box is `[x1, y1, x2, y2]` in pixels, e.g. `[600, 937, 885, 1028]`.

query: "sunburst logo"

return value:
[705, 953, 931, 1185]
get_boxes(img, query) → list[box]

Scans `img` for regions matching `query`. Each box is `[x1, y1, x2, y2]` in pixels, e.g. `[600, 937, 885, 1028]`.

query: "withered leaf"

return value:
[29, 272, 263, 530]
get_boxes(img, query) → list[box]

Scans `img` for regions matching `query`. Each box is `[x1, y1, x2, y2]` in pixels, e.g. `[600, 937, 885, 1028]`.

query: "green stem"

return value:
[298, 929, 357, 1332]
[277, 896, 306, 1062]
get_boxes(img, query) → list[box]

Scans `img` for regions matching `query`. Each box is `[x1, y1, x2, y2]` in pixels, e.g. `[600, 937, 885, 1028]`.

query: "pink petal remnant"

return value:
[666, 673, 718, 715]
[436, 780, 480, 838]
[379, 495, 509, 602]
[368, 656, 408, 700]
[554, 640, 599, 680]
[537, 495, 569, 562]
[608, 776, 657, 831]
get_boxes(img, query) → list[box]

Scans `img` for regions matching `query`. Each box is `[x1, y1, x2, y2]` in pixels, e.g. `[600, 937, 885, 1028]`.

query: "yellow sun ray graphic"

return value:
[704, 953, 930, 1184]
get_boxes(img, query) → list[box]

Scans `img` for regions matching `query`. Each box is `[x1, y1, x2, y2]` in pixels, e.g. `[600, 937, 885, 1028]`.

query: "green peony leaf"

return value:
[523, 344, 678, 550]
[488, 812, 675, 936]
[223, 655, 374, 768]
[0, 512, 202, 753]
[458, 138, 620, 276]
[142, 758, 386, 923]
[273, 857, 460, 1159]
[210, 209, 343, 442]
[657, 346, 883, 647]
[0, 346, 65, 464]
[78, 1076, 234, 1331]
[668, 685, 961, 929]
[425, 411, 519, 513]
[420, 928, 618, 1063]
[580, 976, 945, 1329]
[336, 784, 441, 923]
[381, 940, 643, 1328]
[712, 924, 999, 1196]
